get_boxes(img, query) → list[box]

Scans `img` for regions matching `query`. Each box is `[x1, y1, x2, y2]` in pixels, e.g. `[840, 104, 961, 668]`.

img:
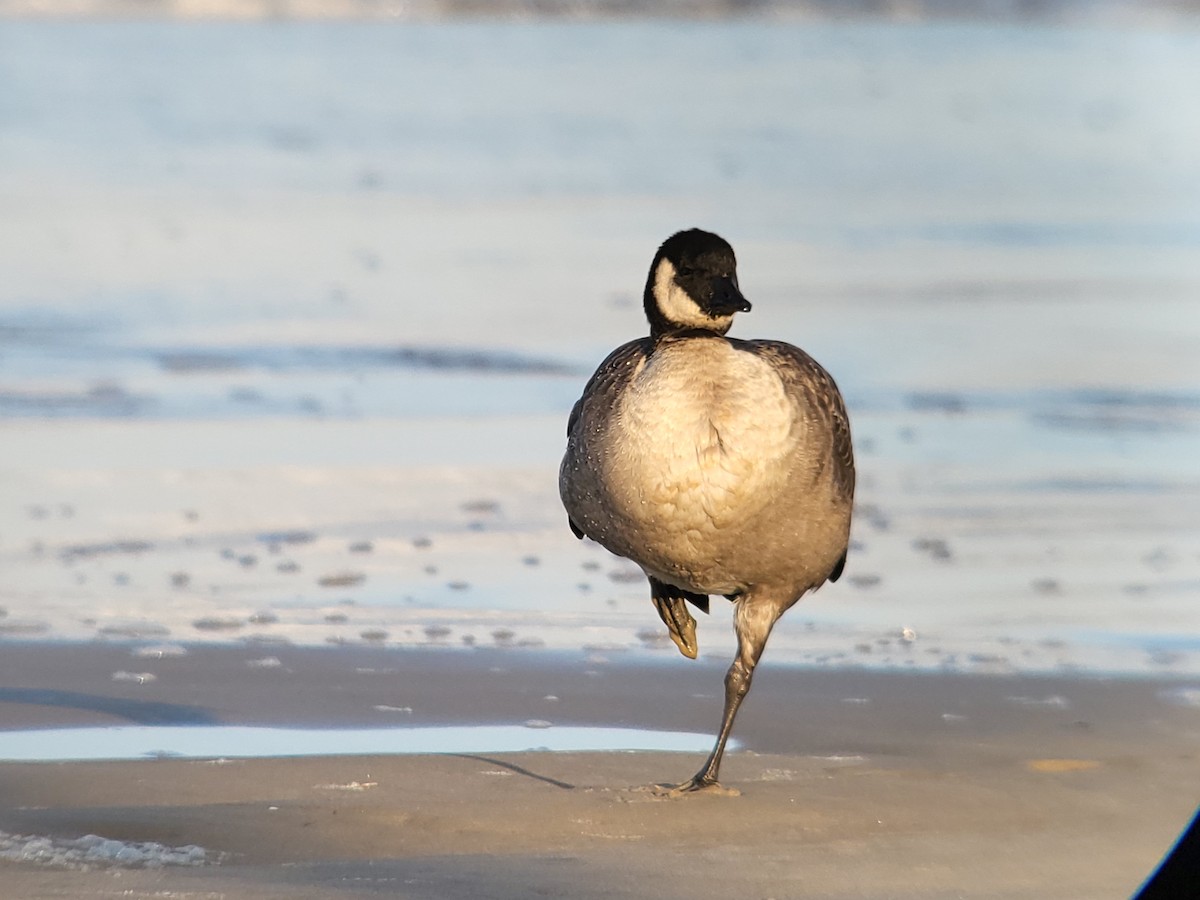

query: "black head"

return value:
[643, 229, 751, 339]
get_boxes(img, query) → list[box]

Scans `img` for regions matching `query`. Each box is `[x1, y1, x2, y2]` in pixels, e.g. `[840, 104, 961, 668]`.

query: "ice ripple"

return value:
[0, 830, 219, 870]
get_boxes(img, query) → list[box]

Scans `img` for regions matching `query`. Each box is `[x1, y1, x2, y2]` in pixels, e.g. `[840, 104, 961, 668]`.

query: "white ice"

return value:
[0, 724, 725, 763]
[0, 830, 216, 869]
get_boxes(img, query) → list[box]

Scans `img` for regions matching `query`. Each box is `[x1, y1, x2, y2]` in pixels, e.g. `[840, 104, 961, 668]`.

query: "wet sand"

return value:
[1, 642, 1198, 898]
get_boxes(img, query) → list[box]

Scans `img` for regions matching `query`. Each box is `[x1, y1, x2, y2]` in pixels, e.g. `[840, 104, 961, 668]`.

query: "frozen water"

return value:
[0, 829, 216, 869]
[0, 724, 725, 762]
[130, 643, 189, 658]
[1004, 695, 1071, 710]
[111, 670, 157, 684]
[0, 19, 1197, 677]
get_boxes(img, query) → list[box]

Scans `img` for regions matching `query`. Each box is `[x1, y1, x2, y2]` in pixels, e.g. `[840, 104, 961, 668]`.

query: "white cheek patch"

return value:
[653, 259, 733, 331]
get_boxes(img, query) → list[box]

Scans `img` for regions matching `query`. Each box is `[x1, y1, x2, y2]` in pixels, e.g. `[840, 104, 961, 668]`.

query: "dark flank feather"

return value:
[566, 338, 650, 439]
[564, 339, 650, 541]
[741, 339, 856, 506]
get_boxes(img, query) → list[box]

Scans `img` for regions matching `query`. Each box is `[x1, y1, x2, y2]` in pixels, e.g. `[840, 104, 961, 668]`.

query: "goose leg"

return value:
[663, 598, 779, 796]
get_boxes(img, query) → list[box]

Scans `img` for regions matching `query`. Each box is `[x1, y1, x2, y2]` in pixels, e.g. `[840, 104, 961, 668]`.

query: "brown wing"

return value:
[566, 338, 651, 438]
[564, 338, 651, 539]
[740, 339, 856, 506]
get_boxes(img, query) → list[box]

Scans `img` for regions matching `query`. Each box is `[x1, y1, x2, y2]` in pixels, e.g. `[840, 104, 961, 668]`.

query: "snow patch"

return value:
[0, 830, 220, 870]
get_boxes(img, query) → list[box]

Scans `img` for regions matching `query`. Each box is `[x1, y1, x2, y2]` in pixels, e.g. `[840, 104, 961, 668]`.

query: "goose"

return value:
[559, 228, 855, 795]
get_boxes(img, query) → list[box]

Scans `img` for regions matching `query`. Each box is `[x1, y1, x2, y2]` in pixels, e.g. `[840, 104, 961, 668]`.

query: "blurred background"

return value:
[0, 1, 1198, 676]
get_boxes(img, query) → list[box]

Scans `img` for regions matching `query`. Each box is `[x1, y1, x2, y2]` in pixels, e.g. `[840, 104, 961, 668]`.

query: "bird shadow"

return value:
[450, 753, 575, 790]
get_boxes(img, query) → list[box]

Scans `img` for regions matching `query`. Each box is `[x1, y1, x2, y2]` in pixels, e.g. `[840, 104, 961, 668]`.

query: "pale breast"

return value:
[605, 339, 799, 540]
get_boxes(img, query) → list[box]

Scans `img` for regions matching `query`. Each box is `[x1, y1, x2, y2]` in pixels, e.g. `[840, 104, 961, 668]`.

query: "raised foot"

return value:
[641, 777, 741, 799]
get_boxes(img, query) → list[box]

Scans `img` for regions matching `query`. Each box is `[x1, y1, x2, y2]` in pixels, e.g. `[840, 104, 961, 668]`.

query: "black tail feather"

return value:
[828, 550, 847, 583]
[650, 576, 709, 614]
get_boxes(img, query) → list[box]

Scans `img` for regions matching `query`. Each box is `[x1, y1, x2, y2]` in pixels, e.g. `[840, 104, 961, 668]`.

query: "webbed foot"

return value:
[644, 777, 740, 798]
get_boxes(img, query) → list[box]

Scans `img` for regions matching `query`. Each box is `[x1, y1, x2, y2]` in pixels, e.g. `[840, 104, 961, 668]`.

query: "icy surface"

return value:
[0, 830, 216, 869]
[0, 724, 725, 762]
[0, 20, 1197, 676]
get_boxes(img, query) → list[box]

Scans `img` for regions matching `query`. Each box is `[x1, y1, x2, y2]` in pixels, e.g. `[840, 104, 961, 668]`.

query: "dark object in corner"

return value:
[1134, 807, 1200, 899]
